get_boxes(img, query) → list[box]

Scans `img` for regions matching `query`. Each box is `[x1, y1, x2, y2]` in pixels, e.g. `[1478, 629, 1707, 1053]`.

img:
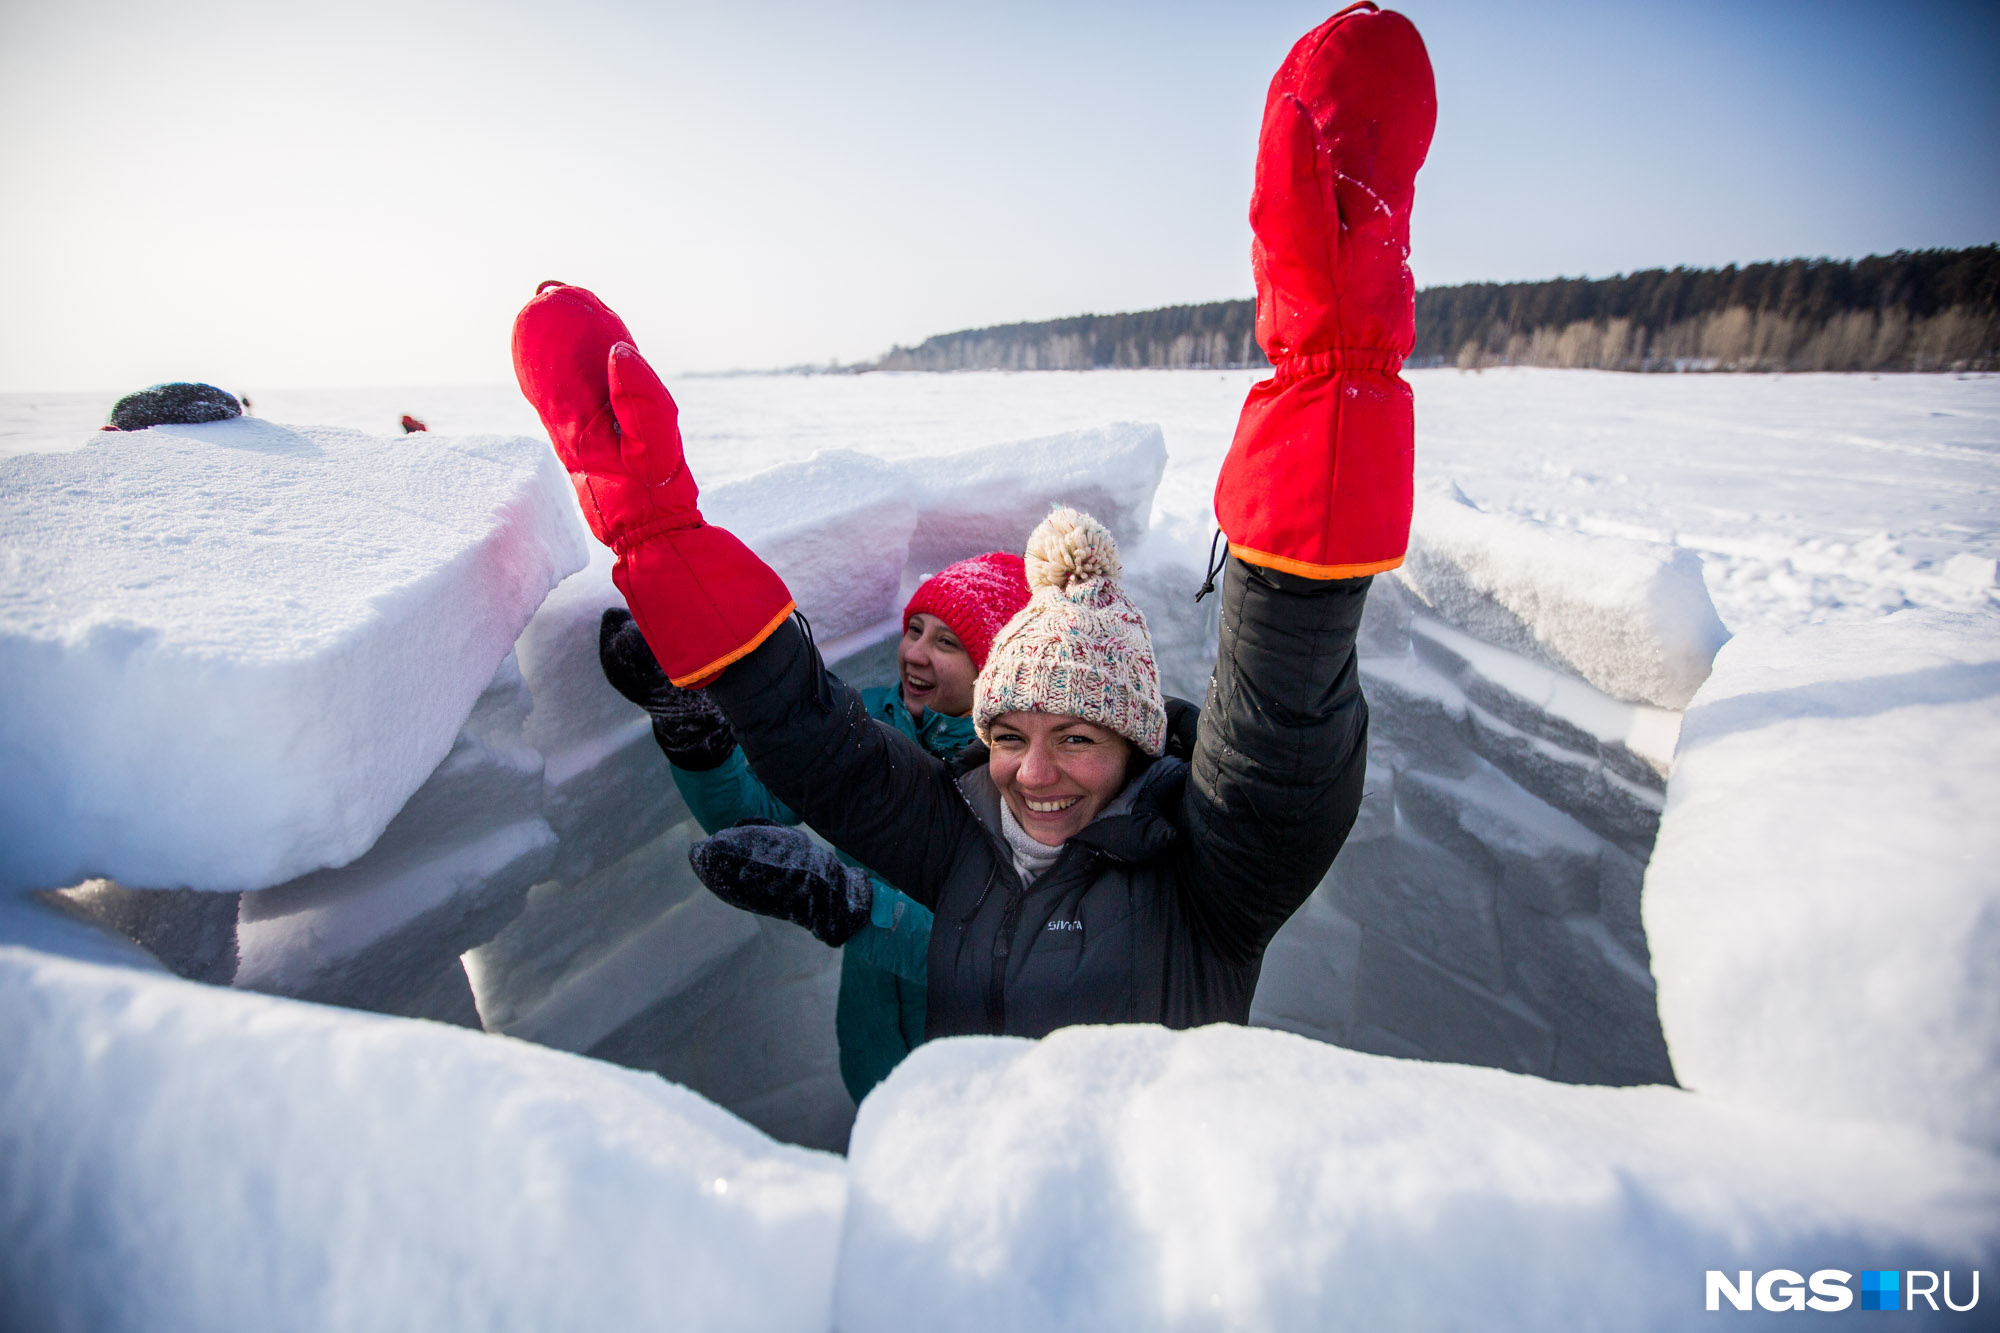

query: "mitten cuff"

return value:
[613, 525, 796, 688]
[1214, 368, 1415, 579]
[1269, 347, 1406, 380]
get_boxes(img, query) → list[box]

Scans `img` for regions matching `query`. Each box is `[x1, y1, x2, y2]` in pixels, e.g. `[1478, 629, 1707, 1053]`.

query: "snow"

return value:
[0, 890, 167, 975]
[700, 422, 1165, 645]
[0, 419, 589, 894]
[1398, 487, 1729, 709]
[898, 421, 1166, 576]
[1645, 606, 2000, 1154]
[839, 1025, 1998, 1332]
[1404, 369, 2000, 633]
[13, 367, 1992, 631]
[2, 368, 1996, 1329]
[0, 944, 845, 1333]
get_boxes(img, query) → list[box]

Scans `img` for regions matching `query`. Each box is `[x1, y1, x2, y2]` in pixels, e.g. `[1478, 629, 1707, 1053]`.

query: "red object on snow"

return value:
[1213, 2, 1436, 579]
[400, 414, 428, 433]
[511, 281, 794, 686]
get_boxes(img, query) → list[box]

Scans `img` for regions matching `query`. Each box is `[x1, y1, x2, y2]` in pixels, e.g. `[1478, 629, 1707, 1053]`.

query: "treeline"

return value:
[1422, 246, 1998, 373]
[874, 300, 1265, 372]
[867, 246, 1998, 374]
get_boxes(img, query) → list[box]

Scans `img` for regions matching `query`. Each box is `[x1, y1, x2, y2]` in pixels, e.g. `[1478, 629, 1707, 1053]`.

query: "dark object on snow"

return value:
[400, 414, 428, 433]
[690, 820, 873, 947]
[106, 382, 242, 431]
[599, 607, 738, 770]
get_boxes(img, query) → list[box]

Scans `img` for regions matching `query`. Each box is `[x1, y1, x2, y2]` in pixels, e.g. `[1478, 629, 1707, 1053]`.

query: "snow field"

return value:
[0, 943, 846, 1333]
[0, 420, 590, 893]
[4, 372, 1996, 1328]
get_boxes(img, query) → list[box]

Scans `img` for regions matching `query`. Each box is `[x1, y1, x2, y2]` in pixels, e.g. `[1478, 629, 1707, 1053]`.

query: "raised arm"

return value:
[1177, 558, 1369, 961]
[514, 283, 972, 907]
[1178, 4, 1434, 959]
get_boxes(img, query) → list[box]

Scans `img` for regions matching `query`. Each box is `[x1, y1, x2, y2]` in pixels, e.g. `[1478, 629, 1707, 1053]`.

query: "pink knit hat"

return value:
[902, 551, 1032, 671]
[974, 508, 1167, 756]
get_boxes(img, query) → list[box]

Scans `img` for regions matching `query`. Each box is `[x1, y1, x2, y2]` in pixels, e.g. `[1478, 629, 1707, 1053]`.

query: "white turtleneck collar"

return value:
[998, 798, 1065, 884]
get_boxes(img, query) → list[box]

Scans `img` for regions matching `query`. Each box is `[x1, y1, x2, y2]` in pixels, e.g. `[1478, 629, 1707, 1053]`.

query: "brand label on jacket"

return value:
[1044, 915, 1084, 945]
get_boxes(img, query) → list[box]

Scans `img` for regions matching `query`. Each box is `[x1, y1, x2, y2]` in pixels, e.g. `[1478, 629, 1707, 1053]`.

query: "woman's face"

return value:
[898, 613, 976, 719]
[987, 711, 1134, 846]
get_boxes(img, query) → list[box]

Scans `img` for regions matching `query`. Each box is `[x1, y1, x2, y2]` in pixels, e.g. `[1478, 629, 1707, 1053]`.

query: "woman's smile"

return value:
[988, 712, 1135, 846]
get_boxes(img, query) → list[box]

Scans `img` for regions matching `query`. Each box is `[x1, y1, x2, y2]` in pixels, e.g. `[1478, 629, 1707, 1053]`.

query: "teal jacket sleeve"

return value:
[844, 880, 934, 985]
[670, 747, 801, 836]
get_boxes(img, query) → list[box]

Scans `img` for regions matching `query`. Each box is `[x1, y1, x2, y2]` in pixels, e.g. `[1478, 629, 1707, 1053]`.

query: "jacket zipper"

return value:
[987, 882, 1022, 1032]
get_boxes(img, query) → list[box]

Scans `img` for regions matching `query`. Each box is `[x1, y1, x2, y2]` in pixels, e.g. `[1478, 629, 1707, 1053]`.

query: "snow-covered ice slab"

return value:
[0, 420, 588, 894]
[1398, 488, 1729, 709]
[1647, 606, 2000, 1154]
[899, 421, 1167, 576]
[840, 1025, 1999, 1333]
[231, 653, 554, 1019]
[702, 422, 1167, 646]
[0, 945, 845, 1333]
[464, 820, 758, 1052]
[707, 451, 921, 646]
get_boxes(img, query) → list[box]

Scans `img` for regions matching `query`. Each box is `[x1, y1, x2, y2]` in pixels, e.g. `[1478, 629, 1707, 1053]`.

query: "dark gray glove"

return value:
[599, 607, 737, 771]
[1163, 695, 1200, 761]
[689, 820, 873, 947]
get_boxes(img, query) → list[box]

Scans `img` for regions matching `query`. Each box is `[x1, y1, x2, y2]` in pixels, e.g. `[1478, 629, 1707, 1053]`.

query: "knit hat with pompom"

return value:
[973, 508, 1167, 756]
[902, 551, 1031, 671]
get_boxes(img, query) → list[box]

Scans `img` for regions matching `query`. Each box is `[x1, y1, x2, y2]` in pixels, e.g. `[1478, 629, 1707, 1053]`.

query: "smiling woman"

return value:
[972, 510, 1161, 857]
[986, 714, 1133, 848]
[896, 615, 973, 718]
[690, 499, 1372, 1041]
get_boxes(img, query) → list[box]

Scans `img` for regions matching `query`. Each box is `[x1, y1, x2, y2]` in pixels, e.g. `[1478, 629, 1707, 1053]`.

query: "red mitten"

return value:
[1213, 3, 1436, 579]
[513, 282, 794, 685]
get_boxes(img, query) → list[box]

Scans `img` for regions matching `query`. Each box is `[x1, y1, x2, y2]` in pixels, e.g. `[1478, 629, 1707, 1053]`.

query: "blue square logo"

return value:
[1859, 1270, 1900, 1311]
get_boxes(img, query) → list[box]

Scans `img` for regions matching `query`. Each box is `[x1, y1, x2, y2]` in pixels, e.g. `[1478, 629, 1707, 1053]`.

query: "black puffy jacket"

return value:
[708, 557, 1370, 1040]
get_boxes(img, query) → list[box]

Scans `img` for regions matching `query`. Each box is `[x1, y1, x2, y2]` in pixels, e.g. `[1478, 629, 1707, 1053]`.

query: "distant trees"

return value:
[1416, 246, 1999, 373]
[866, 247, 1998, 374]
[873, 300, 1266, 372]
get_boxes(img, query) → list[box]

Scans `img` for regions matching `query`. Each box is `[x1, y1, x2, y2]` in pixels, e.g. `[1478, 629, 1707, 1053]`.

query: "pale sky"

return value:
[2, 0, 1994, 391]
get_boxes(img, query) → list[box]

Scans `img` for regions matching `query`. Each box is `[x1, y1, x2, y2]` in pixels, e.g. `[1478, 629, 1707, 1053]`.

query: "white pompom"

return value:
[1025, 506, 1121, 594]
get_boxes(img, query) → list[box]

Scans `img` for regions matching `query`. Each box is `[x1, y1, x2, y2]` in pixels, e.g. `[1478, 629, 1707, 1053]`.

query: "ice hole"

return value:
[1248, 575, 1679, 1088]
[50, 573, 1686, 1157]
[17, 421, 1703, 1153]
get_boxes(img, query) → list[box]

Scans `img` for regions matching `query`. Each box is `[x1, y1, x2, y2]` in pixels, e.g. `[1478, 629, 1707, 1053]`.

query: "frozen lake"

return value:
[10, 367, 1996, 635]
[4, 366, 1997, 1330]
